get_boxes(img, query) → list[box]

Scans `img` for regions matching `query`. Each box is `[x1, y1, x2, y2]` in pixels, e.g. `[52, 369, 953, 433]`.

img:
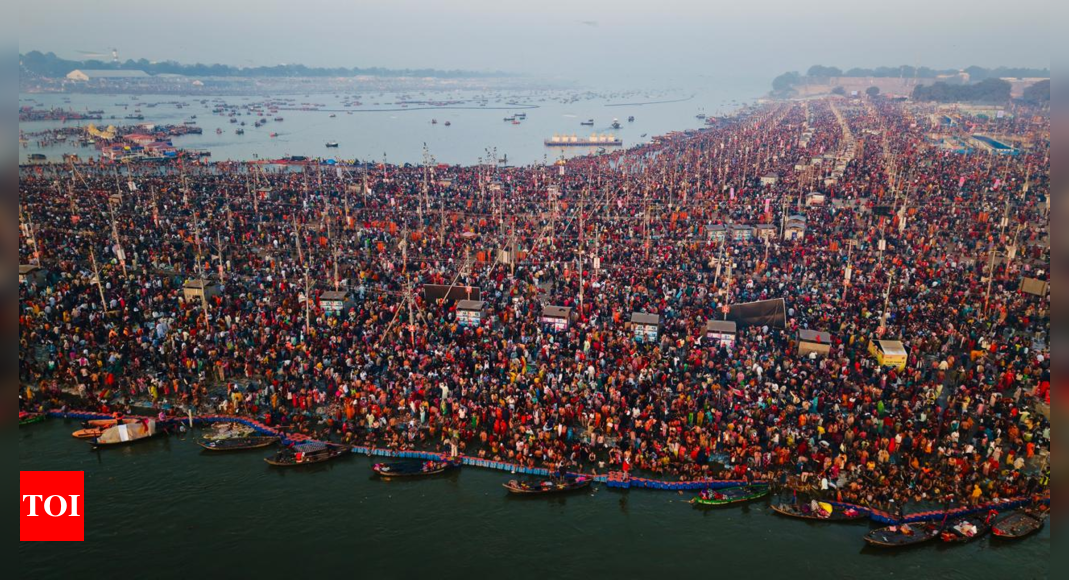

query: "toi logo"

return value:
[20, 471, 84, 541]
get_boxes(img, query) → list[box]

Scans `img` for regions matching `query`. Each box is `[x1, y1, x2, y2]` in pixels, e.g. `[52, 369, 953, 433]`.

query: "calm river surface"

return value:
[20, 421, 1049, 579]
[19, 84, 762, 166]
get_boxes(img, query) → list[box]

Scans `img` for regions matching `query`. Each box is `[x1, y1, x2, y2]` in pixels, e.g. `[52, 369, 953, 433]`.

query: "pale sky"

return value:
[19, 0, 1052, 83]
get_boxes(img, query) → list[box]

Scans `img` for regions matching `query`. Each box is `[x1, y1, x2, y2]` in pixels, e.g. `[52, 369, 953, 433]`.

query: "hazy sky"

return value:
[19, 0, 1051, 84]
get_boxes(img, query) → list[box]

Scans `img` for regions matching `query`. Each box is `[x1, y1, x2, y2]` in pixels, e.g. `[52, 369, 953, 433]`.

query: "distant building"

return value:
[66, 69, 150, 81]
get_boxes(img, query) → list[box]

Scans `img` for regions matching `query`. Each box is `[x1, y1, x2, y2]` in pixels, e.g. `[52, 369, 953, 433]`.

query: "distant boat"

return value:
[235, 129, 244, 135]
[326, 141, 339, 148]
[512, 120, 521, 125]
[215, 128, 223, 134]
[628, 115, 635, 122]
[329, 113, 337, 118]
[444, 121, 451, 126]
[580, 119, 594, 126]
[270, 132, 278, 138]
[696, 113, 706, 120]
[431, 119, 437, 124]
[504, 116, 515, 122]
[611, 118, 621, 129]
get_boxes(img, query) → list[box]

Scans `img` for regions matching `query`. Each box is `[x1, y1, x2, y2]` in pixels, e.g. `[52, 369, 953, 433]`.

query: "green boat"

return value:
[692, 484, 770, 507]
[19, 412, 45, 427]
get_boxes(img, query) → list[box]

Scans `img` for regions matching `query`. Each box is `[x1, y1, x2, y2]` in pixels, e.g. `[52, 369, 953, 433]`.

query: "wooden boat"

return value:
[85, 418, 121, 428]
[202, 422, 256, 440]
[992, 507, 1048, 540]
[940, 513, 994, 543]
[264, 441, 348, 467]
[73, 427, 105, 440]
[692, 484, 770, 507]
[770, 502, 868, 522]
[199, 436, 279, 452]
[504, 475, 592, 495]
[19, 412, 44, 427]
[91, 419, 163, 448]
[864, 522, 942, 548]
[372, 459, 458, 478]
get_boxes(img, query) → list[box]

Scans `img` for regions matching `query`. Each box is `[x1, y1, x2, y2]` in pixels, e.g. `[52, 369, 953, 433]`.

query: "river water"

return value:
[19, 84, 761, 166]
[19, 421, 1049, 579]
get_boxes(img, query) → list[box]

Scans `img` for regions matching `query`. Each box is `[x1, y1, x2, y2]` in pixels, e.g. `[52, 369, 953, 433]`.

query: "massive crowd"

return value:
[19, 96, 1050, 512]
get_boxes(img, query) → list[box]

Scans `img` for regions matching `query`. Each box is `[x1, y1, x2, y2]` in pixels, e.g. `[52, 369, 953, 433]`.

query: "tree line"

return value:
[19, 51, 508, 79]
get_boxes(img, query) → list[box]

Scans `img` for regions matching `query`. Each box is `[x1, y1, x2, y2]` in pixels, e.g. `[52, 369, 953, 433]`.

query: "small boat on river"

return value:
[504, 475, 592, 495]
[770, 501, 867, 522]
[940, 512, 995, 543]
[199, 436, 280, 452]
[692, 484, 770, 507]
[264, 441, 348, 467]
[91, 419, 163, 448]
[992, 506, 1048, 540]
[372, 459, 458, 478]
[864, 521, 942, 548]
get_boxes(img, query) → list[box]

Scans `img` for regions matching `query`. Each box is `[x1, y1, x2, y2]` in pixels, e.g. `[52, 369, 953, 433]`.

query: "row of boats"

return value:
[687, 482, 1048, 547]
[55, 417, 1050, 538]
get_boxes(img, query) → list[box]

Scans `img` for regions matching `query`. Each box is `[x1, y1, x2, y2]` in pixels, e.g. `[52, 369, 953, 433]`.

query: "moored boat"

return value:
[864, 521, 942, 548]
[504, 475, 592, 495]
[19, 412, 44, 427]
[692, 483, 770, 507]
[91, 419, 163, 448]
[372, 459, 458, 478]
[264, 441, 348, 466]
[992, 506, 1048, 540]
[770, 501, 867, 522]
[940, 512, 996, 543]
[199, 436, 280, 452]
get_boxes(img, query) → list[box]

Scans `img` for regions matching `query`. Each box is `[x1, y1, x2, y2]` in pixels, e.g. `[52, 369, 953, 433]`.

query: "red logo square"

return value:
[20, 471, 84, 541]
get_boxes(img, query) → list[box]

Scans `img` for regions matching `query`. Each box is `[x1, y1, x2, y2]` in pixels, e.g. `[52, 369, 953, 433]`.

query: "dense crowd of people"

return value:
[19, 96, 1050, 513]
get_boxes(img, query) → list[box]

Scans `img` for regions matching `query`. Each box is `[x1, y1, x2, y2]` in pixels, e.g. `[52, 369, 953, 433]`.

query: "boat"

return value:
[235, 129, 244, 135]
[515, 112, 527, 119]
[431, 119, 437, 124]
[329, 113, 337, 118]
[512, 120, 521, 125]
[504, 475, 592, 495]
[19, 412, 44, 427]
[692, 484, 770, 507]
[199, 436, 280, 452]
[992, 506, 1048, 540]
[72, 427, 105, 440]
[216, 128, 223, 134]
[372, 459, 458, 478]
[91, 419, 163, 448]
[326, 141, 339, 148]
[274, 117, 284, 122]
[940, 512, 995, 543]
[545, 133, 622, 147]
[695, 113, 706, 120]
[270, 133, 278, 138]
[864, 521, 942, 548]
[264, 441, 348, 467]
[628, 115, 635, 122]
[504, 116, 516, 121]
[443, 121, 451, 126]
[770, 501, 868, 522]
[611, 118, 621, 129]
[580, 119, 594, 126]
[202, 422, 257, 440]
